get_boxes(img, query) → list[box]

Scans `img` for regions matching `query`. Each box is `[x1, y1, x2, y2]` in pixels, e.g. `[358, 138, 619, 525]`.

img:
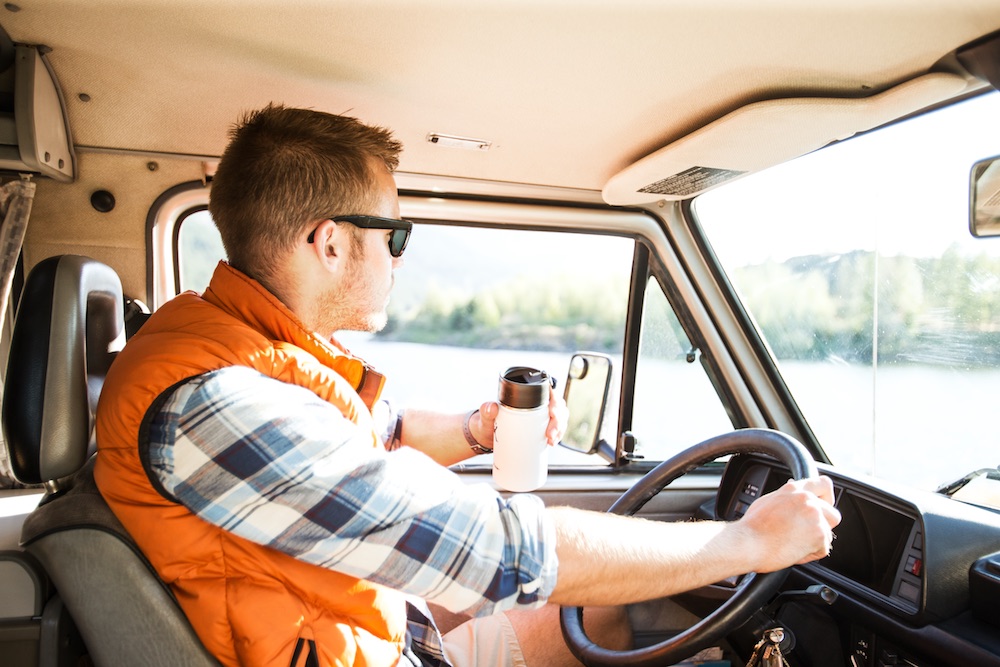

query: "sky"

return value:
[694, 90, 1000, 266]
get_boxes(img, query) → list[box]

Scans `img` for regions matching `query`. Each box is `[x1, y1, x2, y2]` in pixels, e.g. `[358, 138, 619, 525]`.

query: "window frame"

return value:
[147, 180, 212, 308]
[151, 183, 821, 470]
[648, 200, 823, 451]
[679, 198, 829, 462]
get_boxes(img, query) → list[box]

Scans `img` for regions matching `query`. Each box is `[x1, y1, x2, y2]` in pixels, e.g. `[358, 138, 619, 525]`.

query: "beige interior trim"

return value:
[604, 72, 974, 205]
[149, 186, 211, 309]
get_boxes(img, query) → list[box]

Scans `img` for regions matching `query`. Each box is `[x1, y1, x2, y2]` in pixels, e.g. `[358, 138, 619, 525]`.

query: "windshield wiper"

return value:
[937, 467, 1000, 495]
[936, 467, 1000, 511]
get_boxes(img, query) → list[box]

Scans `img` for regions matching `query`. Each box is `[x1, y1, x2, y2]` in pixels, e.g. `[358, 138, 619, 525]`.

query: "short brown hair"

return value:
[208, 104, 402, 282]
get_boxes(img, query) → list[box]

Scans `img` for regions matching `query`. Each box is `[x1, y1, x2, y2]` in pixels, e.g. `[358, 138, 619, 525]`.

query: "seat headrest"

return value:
[2, 256, 124, 486]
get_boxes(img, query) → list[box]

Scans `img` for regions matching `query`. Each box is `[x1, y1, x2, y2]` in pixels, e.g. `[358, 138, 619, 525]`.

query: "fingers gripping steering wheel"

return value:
[559, 428, 817, 667]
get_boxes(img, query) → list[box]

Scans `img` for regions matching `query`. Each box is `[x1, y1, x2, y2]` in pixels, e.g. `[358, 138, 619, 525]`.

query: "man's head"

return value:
[209, 104, 403, 285]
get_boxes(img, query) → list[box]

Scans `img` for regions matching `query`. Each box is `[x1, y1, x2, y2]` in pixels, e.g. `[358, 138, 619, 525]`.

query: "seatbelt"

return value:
[0, 176, 37, 332]
[0, 176, 36, 485]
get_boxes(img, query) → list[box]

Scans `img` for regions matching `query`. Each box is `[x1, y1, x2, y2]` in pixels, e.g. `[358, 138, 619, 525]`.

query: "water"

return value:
[781, 360, 1000, 491]
[342, 336, 1000, 492]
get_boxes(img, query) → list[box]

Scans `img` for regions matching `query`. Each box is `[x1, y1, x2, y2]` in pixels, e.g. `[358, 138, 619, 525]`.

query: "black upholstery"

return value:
[3, 255, 122, 486]
[2, 255, 218, 666]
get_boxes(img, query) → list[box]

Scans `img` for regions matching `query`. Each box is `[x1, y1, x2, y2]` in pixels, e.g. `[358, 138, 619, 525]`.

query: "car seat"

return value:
[2, 255, 218, 666]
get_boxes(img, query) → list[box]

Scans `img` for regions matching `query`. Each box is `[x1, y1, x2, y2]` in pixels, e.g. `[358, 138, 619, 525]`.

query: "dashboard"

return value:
[714, 454, 1000, 667]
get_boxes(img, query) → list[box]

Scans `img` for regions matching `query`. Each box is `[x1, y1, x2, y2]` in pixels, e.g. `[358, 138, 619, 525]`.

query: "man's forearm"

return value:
[546, 477, 838, 607]
[546, 507, 746, 606]
[399, 408, 486, 466]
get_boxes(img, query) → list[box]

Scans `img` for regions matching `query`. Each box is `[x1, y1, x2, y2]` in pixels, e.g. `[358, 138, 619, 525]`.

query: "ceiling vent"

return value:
[603, 72, 970, 205]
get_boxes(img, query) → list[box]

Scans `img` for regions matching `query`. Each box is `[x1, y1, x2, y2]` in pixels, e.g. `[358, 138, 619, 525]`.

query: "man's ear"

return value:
[308, 219, 351, 274]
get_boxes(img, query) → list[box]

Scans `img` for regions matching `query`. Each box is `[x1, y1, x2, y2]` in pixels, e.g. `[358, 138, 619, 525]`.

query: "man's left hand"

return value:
[475, 390, 568, 447]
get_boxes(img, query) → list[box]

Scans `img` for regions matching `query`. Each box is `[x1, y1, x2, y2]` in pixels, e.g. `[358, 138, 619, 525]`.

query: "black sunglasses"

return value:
[308, 215, 412, 258]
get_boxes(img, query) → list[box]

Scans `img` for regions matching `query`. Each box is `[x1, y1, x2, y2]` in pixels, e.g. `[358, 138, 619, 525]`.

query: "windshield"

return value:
[694, 91, 1000, 498]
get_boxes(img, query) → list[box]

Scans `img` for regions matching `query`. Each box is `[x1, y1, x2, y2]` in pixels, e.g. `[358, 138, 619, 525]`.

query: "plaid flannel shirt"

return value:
[146, 365, 558, 666]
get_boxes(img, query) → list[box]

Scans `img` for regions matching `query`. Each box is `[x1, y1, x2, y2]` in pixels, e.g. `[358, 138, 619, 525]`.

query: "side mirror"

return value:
[560, 352, 612, 456]
[970, 155, 1000, 237]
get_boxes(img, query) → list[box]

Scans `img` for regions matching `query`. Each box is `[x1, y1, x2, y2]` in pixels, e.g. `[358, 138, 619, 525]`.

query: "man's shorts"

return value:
[442, 611, 526, 667]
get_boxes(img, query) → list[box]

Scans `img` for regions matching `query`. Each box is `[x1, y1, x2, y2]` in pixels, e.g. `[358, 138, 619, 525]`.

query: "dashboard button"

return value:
[897, 579, 919, 603]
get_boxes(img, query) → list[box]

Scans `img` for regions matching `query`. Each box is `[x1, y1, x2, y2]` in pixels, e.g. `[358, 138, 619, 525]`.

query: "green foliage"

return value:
[735, 248, 1000, 366]
[381, 246, 1000, 366]
[380, 271, 629, 352]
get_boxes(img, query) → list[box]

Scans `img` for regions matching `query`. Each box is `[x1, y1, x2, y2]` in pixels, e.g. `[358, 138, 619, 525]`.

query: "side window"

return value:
[172, 210, 735, 466]
[177, 209, 225, 293]
[631, 278, 732, 460]
[345, 224, 632, 466]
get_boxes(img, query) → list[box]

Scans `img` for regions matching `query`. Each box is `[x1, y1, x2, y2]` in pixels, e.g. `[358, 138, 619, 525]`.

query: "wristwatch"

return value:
[463, 409, 493, 455]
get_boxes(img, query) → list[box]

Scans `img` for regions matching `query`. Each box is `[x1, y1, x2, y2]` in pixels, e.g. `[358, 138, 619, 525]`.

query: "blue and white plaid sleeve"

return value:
[146, 365, 558, 617]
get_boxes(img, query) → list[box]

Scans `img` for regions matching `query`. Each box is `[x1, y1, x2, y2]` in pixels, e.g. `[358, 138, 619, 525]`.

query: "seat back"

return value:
[4, 255, 122, 487]
[2, 255, 218, 666]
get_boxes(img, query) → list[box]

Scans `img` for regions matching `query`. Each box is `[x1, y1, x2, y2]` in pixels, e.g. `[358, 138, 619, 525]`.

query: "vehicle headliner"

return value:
[5, 0, 1000, 196]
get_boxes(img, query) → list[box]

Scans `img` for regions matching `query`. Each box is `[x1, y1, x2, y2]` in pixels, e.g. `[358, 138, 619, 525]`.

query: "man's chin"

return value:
[348, 312, 388, 334]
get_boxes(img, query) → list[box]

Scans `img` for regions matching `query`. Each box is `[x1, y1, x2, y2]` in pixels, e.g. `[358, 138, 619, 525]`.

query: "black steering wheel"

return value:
[559, 428, 817, 667]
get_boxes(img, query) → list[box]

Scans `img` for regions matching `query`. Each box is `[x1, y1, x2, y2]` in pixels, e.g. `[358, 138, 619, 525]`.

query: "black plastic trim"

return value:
[615, 242, 648, 452]
[787, 569, 1000, 667]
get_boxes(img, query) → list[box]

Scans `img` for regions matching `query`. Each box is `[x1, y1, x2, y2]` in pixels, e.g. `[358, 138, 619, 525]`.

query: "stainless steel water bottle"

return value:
[492, 366, 550, 492]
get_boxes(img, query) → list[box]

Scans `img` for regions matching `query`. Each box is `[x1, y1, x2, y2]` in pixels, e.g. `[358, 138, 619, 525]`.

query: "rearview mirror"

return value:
[970, 155, 1000, 237]
[560, 352, 612, 455]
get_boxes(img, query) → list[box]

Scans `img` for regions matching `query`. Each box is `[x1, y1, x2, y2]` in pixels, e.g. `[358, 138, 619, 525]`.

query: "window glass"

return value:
[694, 92, 1000, 493]
[177, 209, 225, 292]
[175, 216, 637, 465]
[343, 224, 633, 466]
[631, 277, 733, 460]
[175, 213, 738, 466]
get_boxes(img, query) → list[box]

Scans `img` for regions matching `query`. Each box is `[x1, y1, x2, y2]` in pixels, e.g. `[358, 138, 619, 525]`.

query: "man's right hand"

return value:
[733, 476, 842, 573]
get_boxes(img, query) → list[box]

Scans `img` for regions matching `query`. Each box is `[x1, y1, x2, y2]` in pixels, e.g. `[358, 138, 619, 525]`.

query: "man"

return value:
[95, 104, 840, 667]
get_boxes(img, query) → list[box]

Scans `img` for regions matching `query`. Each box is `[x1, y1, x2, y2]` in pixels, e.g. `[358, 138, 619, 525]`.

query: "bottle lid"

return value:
[498, 366, 550, 409]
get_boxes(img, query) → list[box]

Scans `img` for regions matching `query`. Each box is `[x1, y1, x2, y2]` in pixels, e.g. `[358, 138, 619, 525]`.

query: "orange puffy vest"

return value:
[95, 262, 408, 667]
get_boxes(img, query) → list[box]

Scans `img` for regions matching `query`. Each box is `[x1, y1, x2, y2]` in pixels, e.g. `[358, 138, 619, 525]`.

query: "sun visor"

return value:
[603, 72, 969, 205]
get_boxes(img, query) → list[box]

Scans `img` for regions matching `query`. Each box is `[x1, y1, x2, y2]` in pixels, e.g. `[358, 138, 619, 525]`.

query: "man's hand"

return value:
[475, 389, 568, 447]
[734, 476, 842, 573]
